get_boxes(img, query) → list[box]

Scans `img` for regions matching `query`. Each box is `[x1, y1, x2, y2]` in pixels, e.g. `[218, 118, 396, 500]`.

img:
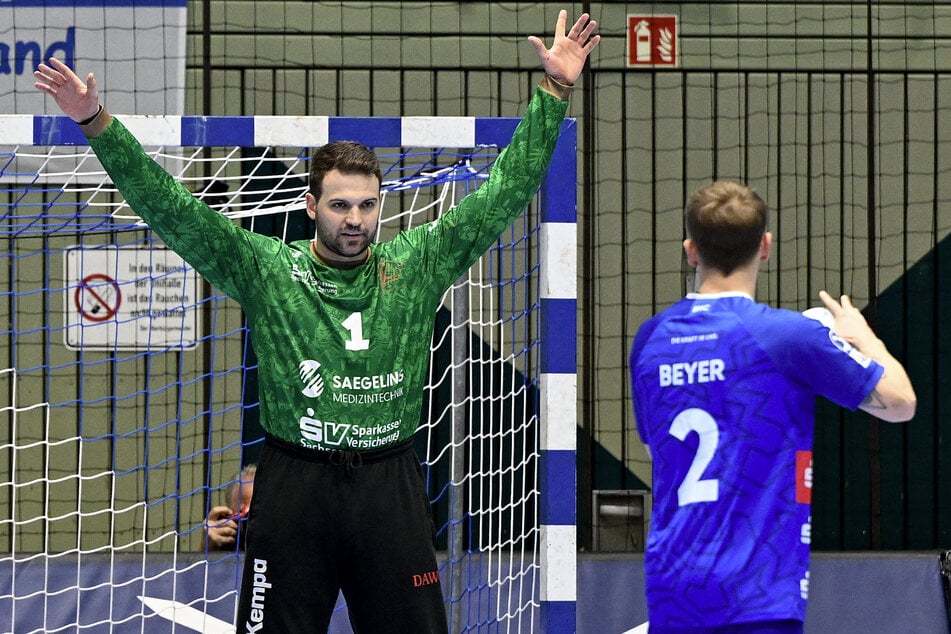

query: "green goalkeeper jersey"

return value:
[89, 87, 568, 451]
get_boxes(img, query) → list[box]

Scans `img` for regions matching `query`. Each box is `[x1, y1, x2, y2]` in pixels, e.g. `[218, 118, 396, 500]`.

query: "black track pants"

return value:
[235, 436, 448, 633]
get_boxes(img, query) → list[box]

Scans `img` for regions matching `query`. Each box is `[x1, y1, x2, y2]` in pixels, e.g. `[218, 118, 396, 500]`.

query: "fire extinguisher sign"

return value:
[627, 15, 679, 68]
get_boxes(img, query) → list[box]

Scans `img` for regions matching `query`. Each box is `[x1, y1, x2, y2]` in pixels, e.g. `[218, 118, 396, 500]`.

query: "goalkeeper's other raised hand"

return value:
[528, 9, 600, 86]
[34, 57, 101, 123]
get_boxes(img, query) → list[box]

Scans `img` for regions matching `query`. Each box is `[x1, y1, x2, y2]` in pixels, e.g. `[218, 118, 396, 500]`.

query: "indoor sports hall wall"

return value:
[2, 1, 949, 554]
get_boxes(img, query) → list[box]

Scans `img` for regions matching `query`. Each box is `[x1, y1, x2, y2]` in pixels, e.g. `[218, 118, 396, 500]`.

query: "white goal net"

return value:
[0, 114, 577, 633]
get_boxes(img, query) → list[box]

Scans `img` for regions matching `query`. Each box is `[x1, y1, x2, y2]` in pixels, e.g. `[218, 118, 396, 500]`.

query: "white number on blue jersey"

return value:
[669, 408, 720, 506]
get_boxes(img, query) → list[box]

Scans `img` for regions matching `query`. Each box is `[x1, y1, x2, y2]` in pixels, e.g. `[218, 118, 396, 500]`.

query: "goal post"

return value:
[0, 112, 578, 633]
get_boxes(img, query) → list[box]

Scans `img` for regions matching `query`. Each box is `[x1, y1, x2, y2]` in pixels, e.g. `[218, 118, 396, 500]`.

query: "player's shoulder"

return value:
[727, 301, 826, 347]
[634, 297, 690, 331]
[734, 302, 850, 371]
[254, 236, 301, 258]
[734, 300, 799, 323]
[738, 301, 821, 331]
[370, 232, 418, 260]
[631, 297, 693, 356]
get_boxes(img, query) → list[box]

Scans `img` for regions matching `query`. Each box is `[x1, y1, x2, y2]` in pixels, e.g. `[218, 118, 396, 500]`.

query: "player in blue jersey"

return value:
[629, 180, 916, 633]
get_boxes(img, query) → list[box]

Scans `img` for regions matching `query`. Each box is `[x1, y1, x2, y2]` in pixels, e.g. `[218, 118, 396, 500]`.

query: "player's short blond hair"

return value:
[685, 180, 768, 275]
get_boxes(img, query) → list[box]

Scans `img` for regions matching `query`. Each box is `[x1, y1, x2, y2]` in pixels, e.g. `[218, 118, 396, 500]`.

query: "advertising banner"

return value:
[1, 0, 187, 115]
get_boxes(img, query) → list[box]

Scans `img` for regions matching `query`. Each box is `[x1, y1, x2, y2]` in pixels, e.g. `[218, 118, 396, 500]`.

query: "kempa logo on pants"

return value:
[245, 558, 271, 633]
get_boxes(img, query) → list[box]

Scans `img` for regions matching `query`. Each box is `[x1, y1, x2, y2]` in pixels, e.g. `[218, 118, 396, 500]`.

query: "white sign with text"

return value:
[64, 246, 200, 350]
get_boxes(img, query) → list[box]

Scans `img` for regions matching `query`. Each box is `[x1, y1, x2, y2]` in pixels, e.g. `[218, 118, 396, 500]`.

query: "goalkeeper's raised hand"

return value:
[34, 57, 101, 124]
[528, 9, 600, 87]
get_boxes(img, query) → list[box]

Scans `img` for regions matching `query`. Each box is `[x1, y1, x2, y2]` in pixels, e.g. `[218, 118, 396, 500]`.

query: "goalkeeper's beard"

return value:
[314, 224, 371, 260]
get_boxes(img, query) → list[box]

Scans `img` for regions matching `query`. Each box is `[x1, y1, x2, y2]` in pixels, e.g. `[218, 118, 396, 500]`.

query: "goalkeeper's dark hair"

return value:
[309, 141, 383, 201]
[685, 180, 768, 276]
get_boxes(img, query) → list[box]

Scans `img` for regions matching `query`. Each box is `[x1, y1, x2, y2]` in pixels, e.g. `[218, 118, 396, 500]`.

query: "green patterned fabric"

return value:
[89, 87, 567, 450]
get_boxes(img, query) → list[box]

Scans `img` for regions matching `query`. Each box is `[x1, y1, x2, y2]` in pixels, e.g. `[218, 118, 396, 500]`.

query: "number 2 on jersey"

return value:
[342, 312, 370, 350]
[669, 408, 720, 506]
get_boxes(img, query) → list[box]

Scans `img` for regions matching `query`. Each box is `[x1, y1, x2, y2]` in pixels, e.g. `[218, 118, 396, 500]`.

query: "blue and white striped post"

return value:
[538, 119, 578, 633]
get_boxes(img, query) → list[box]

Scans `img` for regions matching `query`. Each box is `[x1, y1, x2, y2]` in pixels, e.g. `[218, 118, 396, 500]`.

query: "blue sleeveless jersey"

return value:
[630, 292, 883, 626]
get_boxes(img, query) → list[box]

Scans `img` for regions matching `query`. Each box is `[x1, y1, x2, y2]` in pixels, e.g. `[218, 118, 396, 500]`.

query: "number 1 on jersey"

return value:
[342, 312, 370, 350]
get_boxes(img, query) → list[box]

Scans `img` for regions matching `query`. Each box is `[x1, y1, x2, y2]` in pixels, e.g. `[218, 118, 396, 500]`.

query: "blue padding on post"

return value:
[34, 116, 86, 146]
[541, 600, 576, 634]
[540, 298, 576, 375]
[540, 449, 576, 525]
[541, 119, 577, 223]
[329, 118, 402, 146]
[474, 119, 518, 148]
[181, 117, 254, 146]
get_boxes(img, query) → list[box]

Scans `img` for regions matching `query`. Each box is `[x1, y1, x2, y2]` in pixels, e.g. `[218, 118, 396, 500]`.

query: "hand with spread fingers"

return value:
[33, 57, 100, 123]
[528, 9, 600, 86]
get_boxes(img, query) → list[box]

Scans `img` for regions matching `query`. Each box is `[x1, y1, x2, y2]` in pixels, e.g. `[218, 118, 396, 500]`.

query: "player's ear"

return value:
[683, 238, 699, 267]
[305, 192, 318, 220]
[759, 232, 772, 261]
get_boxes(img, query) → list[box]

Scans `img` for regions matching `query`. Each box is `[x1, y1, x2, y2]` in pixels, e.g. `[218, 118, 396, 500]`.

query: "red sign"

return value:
[627, 15, 678, 67]
[795, 450, 813, 505]
[75, 273, 121, 323]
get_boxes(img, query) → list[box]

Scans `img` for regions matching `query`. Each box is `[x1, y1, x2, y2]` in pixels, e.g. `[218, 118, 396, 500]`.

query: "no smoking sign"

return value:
[64, 246, 199, 350]
[75, 273, 121, 323]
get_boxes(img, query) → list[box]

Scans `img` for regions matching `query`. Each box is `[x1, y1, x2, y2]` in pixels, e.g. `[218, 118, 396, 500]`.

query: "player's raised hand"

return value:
[34, 57, 100, 123]
[818, 290, 880, 350]
[818, 289, 916, 421]
[528, 9, 600, 86]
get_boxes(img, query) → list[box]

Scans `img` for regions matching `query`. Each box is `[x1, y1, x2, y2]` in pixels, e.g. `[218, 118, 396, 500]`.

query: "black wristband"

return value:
[77, 105, 103, 126]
